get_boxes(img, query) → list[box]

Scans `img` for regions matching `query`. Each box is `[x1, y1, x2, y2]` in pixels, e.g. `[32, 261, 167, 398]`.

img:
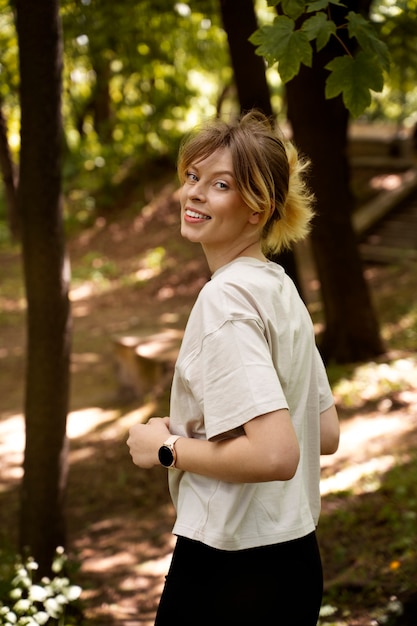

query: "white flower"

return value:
[28, 586, 48, 603]
[12, 599, 31, 614]
[43, 598, 61, 619]
[25, 560, 38, 572]
[9, 589, 22, 600]
[51, 577, 70, 592]
[319, 604, 337, 617]
[65, 585, 82, 602]
[31, 610, 49, 625]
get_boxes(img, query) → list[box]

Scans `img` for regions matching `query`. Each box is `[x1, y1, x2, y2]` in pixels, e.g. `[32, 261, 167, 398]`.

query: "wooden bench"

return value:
[112, 328, 183, 402]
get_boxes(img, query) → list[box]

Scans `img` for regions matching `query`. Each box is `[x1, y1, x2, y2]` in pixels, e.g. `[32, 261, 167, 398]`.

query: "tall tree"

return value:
[286, 50, 384, 362]
[250, 0, 387, 362]
[0, 97, 18, 238]
[285, 1, 384, 362]
[15, 0, 71, 575]
[219, 0, 301, 290]
[219, 0, 273, 116]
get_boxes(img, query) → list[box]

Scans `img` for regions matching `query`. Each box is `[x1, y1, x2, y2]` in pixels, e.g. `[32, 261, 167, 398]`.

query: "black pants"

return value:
[155, 532, 323, 625]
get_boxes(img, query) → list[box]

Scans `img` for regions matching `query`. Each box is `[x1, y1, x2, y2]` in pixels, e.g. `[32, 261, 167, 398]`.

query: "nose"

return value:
[188, 180, 205, 202]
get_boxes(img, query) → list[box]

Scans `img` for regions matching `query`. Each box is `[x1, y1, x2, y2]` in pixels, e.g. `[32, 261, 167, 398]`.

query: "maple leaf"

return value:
[281, 0, 306, 20]
[302, 13, 337, 51]
[347, 12, 390, 72]
[307, 0, 346, 11]
[325, 51, 384, 117]
[250, 16, 312, 83]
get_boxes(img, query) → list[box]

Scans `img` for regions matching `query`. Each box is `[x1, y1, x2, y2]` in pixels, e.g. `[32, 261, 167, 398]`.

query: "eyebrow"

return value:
[190, 164, 235, 178]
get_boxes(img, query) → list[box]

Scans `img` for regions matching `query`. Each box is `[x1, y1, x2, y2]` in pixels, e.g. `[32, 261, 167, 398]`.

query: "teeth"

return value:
[186, 209, 210, 220]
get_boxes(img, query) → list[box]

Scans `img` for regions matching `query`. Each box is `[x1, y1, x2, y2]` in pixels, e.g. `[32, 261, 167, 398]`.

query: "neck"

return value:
[203, 241, 267, 273]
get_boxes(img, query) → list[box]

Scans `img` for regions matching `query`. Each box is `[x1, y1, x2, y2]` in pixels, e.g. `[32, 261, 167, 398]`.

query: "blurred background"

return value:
[0, 1, 416, 624]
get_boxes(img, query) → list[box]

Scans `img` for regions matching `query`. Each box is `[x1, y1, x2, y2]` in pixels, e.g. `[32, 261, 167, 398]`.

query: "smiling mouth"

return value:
[185, 209, 211, 220]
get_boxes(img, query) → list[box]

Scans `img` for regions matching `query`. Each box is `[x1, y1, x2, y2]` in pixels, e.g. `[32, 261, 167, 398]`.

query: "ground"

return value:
[1, 171, 417, 625]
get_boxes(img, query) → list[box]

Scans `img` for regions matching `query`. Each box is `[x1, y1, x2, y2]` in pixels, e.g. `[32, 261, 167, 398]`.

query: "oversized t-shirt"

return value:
[168, 257, 334, 551]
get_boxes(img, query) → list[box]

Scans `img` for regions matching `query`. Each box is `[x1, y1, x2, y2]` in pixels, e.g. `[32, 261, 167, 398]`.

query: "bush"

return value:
[0, 547, 82, 625]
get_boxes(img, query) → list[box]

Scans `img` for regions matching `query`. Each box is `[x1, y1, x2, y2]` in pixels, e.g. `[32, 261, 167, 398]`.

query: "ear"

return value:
[248, 211, 261, 225]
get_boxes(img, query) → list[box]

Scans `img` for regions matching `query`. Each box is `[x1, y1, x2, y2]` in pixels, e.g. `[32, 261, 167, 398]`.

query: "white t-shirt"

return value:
[168, 257, 334, 551]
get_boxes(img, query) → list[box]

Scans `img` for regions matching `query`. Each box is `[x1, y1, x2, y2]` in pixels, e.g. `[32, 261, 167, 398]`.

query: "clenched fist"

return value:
[127, 416, 171, 468]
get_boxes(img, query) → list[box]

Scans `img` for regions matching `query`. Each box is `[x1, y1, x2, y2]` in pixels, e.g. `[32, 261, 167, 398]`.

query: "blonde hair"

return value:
[177, 110, 315, 254]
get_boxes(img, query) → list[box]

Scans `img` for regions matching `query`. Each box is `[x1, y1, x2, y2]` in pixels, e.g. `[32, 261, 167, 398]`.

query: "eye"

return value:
[185, 170, 198, 183]
[215, 180, 229, 190]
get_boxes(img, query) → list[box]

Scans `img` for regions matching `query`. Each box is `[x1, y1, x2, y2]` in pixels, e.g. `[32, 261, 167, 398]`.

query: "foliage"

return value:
[0, 0, 19, 101]
[250, 0, 390, 117]
[317, 261, 417, 624]
[0, 0, 19, 199]
[0, 168, 417, 622]
[59, 0, 229, 195]
[0, 548, 82, 626]
[369, 0, 417, 126]
[330, 356, 417, 410]
[318, 453, 417, 624]
[1, 0, 415, 233]
[0, 0, 232, 226]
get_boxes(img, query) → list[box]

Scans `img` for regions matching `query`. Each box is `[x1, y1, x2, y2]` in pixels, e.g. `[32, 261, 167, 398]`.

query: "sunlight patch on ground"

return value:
[66, 404, 155, 439]
[370, 172, 405, 192]
[332, 357, 417, 409]
[321, 409, 417, 496]
[81, 548, 137, 573]
[0, 403, 156, 489]
[321, 454, 396, 496]
[70, 282, 97, 301]
[70, 278, 122, 313]
[130, 553, 172, 578]
[0, 413, 24, 486]
[71, 351, 101, 364]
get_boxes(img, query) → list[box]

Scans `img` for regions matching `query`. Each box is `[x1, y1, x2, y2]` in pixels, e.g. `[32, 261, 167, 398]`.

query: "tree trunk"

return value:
[92, 54, 113, 143]
[15, 0, 71, 576]
[219, 0, 273, 116]
[219, 0, 301, 290]
[285, 8, 385, 363]
[0, 98, 19, 239]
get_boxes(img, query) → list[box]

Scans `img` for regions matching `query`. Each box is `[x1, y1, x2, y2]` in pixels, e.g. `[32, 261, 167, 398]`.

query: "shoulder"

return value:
[189, 258, 300, 334]
[208, 258, 286, 297]
[187, 261, 266, 335]
[199, 261, 266, 314]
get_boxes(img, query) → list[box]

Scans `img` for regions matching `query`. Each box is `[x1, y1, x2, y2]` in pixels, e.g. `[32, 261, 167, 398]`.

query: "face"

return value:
[179, 148, 260, 263]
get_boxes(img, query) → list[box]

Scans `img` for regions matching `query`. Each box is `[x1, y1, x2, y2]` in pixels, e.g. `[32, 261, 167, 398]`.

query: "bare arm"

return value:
[127, 409, 300, 483]
[320, 404, 340, 454]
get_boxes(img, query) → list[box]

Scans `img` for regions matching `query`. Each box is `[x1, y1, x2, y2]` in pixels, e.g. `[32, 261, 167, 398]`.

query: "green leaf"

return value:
[302, 13, 336, 50]
[281, 0, 307, 19]
[347, 11, 390, 72]
[249, 21, 287, 67]
[250, 16, 312, 82]
[325, 51, 384, 117]
[307, 0, 346, 11]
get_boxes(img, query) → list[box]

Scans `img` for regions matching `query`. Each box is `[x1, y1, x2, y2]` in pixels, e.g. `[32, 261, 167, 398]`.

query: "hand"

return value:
[127, 417, 171, 469]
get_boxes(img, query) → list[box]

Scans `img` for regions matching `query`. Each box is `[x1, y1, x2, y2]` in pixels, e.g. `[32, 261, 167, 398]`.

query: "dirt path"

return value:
[1, 183, 417, 625]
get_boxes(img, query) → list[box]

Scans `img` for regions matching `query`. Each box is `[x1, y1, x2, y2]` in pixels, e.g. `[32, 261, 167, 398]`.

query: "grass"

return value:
[318, 451, 417, 624]
[1, 217, 417, 624]
[316, 261, 417, 625]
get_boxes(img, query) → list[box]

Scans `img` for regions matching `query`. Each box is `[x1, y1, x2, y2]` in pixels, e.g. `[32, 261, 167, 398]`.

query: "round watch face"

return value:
[158, 445, 174, 467]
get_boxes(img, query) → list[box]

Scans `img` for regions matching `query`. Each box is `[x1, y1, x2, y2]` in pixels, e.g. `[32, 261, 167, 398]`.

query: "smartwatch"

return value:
[158, 435, 181, 468]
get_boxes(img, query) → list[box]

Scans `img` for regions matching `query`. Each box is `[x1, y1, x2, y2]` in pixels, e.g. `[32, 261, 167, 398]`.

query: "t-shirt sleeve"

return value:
[315, 347, 335, 412]
[186, 318, 289, 441]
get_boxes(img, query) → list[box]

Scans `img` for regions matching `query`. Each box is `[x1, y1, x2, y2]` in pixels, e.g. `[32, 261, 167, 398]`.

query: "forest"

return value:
[0, 0, 417, 624]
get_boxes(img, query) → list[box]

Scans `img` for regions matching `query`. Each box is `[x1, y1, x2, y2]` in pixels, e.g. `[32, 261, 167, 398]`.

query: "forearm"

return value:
[173, 410, 300, 483]
[320, 404, 340, 454]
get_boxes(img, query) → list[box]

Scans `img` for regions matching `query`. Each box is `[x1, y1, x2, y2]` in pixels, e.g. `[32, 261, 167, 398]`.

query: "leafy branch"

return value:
[249, 0, 390, 117]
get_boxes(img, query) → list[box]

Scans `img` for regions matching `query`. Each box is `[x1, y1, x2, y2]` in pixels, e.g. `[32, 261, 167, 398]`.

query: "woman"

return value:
[127, 110, 340, 625]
